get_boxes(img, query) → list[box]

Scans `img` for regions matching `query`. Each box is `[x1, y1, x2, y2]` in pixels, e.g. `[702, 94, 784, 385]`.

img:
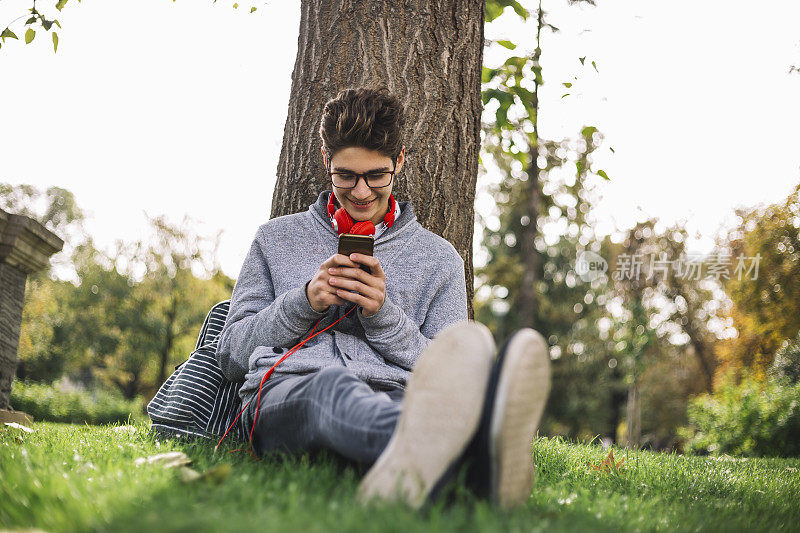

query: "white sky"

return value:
[2, 0, 799, 281]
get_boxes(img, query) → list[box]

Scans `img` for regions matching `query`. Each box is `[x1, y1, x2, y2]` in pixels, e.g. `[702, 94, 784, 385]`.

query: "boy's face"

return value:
[324, 146, 405, 228]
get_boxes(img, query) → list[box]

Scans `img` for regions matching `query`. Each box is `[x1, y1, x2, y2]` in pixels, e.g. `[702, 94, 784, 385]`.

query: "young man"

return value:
[215, 87, 551, 509]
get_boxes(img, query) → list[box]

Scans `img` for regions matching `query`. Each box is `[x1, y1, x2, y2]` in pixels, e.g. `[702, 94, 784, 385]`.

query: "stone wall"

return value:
[0, 208, 63, 409]
[0, 263, 27, 409]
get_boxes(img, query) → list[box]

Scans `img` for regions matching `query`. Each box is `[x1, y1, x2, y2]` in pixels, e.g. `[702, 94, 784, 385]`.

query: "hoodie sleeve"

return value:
[357, 253, 469, 370]
[215, 226, 329, 382]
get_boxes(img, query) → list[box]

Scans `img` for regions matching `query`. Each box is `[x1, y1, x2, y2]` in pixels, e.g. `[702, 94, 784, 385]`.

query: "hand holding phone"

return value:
[305, 236, 387, 317]
[306, 254, 359, 313]
[338, 234, 374, 274]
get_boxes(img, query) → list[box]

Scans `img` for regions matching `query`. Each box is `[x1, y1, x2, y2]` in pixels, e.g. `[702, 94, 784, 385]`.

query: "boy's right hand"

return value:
[306, 254, 360, 313]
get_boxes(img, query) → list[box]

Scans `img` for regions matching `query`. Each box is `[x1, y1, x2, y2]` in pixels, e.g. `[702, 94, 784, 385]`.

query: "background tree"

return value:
[477, 0, 621, 442]
[715, 183, 800, 382]
[66, 216, 232, 398]
[475, 1, 735, 447]
[593, 218, 733, 447]
[125, 214, 229, 387]
[677, 181, 800, 458]
[2, 183, 91, 382]
[0, 183, 89, 282]
[481, 0, 602, 331]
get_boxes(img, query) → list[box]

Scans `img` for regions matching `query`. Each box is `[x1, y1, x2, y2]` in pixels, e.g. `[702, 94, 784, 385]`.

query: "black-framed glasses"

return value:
[326, 154, 398, 190]
[329, 169, 396, 189]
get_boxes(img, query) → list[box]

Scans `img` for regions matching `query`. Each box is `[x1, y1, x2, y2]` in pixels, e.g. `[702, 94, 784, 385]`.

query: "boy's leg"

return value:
[358, 321, 497, 509]
[242, 366, 402, 465]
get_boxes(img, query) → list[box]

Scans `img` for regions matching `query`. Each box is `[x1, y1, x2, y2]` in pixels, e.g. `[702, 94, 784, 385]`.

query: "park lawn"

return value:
[1, 422, 799, 533]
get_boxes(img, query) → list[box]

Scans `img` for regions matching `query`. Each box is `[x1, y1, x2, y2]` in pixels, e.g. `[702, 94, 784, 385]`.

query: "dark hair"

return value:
[319, 87, 405, 164]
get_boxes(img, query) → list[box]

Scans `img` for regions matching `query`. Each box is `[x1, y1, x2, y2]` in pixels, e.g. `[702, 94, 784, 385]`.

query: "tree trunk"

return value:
[270, 0, 486, 317]
[519, 141, 540, 329]
[609, 365, 626, 443]
[683, 320, 715, 392]
[625, 383, 641, 448]
[158, 298, 177, 387]
[517, 2, 544, 329]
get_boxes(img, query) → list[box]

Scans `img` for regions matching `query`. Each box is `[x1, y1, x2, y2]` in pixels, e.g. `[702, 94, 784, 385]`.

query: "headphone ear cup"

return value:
[351, 221, 376, 235]
[327, 191, 338, 219]
[383, 194, 396, 227]
[334, 208, 354, 235]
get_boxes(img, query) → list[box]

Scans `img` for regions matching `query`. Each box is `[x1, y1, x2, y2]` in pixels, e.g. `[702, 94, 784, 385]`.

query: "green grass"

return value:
[1, 422, 799, 532]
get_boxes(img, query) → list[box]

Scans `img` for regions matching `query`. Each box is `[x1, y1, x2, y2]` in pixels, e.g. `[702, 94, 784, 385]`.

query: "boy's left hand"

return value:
[327, 253, 386, 317]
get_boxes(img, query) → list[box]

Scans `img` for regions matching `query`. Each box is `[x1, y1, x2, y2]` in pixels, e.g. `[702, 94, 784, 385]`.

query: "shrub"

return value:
[679, 372, 800, 457]
[9, 381, 144, 425]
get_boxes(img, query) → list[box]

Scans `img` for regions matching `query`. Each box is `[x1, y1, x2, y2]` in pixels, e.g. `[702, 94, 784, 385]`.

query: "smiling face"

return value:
[324, 146, 405, 227]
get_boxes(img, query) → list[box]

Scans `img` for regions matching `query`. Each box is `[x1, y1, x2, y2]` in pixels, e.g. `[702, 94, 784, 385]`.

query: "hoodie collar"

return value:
[309, 190, 418, 245]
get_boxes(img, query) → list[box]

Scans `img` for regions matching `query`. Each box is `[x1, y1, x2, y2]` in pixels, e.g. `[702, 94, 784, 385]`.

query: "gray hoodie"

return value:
[215, 190, 469, 400]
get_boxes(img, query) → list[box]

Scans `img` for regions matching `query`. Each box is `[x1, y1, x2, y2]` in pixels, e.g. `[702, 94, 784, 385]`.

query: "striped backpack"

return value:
[147, 299, 245, 441]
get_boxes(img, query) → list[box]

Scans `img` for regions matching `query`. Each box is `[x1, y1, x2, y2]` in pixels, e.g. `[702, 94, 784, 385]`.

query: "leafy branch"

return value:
[0, 0, 265, 54]
[0, 0, 69, 53]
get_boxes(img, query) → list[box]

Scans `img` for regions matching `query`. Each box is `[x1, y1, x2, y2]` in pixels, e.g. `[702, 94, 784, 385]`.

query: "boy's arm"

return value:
[215, 227, 328, 382]
[357, 256, 469, 370]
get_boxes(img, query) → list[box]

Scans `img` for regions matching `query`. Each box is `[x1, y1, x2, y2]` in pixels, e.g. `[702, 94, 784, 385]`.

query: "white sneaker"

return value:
[465, 328, 551, 508]
[357, 320, 496, 508]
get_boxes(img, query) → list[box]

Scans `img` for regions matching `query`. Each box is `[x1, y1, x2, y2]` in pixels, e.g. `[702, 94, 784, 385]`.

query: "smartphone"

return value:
[338, 234, 374, 274]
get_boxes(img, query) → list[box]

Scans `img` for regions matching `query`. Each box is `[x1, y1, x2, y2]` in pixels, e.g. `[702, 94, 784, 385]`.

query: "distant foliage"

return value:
[4, 183, 234, 399]
[680, 373, 800, 457]
[769, 331, 800, 384]
[715, 184, 800, 381]
[9, 381, 144, 425]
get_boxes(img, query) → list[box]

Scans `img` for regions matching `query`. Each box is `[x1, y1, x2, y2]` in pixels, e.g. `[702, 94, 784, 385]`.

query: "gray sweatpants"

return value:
[240, 366, 404, 465]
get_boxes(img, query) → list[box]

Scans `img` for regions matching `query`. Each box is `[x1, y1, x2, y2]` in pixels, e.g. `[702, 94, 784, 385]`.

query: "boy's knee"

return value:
[309, 365, 359, 391]
[298, 367, 363, 411]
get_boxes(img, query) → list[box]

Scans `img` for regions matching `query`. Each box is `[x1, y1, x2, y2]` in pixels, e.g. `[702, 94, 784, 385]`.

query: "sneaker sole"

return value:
[357, 321, 496, 509]
[489, 328, 551, 508]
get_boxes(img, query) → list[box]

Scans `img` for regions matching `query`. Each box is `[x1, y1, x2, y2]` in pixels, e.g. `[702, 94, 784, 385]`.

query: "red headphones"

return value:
[327, 191, 397, 236]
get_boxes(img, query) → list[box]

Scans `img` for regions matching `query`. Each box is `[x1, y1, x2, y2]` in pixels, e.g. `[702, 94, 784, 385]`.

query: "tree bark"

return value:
[517, 1, 544, 329]
[685, 324, 715, 393]
[519, 141, 540, 329]
[158, 297, 177, 387]
[625, 383, 641, 448]
[609, 365, 626, 443]
[270, 0, 486, 317]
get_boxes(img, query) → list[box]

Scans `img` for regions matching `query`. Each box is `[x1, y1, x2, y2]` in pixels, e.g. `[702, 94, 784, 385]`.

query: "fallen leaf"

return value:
[178, 466, 202, 483]
[134, 451, 191, 469]
[201, 463, 232, 485]
[4, 422, 33, 433]
[177, 464, 231, 485]
[588, 449, 625, 475]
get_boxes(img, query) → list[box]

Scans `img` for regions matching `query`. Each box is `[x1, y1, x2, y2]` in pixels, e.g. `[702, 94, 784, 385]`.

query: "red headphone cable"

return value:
[215, 303, 359, 455]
